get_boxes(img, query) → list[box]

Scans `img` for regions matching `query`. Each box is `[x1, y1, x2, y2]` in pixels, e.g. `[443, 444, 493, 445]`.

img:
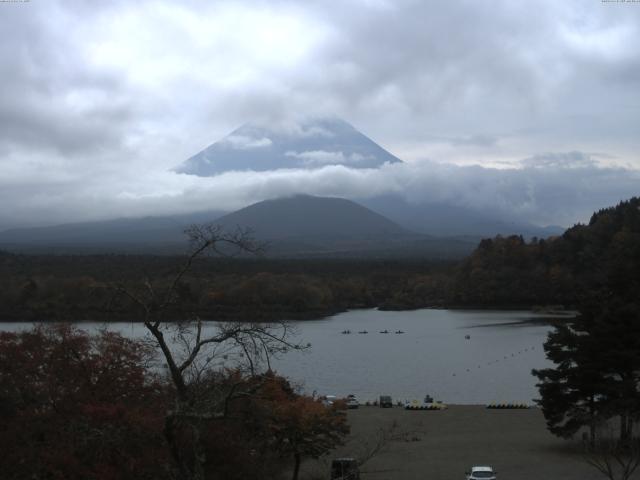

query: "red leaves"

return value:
[0, 324, 167, 480]
[226, 372, 349, 462]
[1, 327, 348, 480]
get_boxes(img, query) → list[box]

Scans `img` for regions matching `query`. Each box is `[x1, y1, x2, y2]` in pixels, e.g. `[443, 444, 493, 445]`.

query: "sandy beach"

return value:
[302, 405, 620, 480]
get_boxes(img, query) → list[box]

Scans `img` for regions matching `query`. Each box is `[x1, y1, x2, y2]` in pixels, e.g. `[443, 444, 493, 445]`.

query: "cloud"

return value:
[520, 151, 598, 169]
[222, 135, 273, 149]
[285, 150, 370, 166]
[3, 0, 639, 166]
[252, 120, 338, 138]
[0, 3, 135, 159]
[0, 1, 639, 231]
[297, 125, 336, 138]
[0, 151, 637, 230]
[449, 135, 498, 147]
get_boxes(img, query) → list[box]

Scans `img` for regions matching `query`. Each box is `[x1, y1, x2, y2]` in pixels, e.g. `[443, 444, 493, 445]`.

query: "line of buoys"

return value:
[486, 403, 531, 409]
[449, 344, 541, 379]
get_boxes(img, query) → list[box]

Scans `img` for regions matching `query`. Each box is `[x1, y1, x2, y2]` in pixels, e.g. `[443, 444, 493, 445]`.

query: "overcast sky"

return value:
[1, 0, 639, 229]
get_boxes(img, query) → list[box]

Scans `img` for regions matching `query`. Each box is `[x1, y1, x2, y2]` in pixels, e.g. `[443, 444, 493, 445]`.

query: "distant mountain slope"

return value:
[0, 196, 477, 258]
[213, 195, 476, 258]
[215, 195, 408, 240]
[0, 210, 225, 252]
[176, 117, 402, 175]
[359, 195, 563, 238]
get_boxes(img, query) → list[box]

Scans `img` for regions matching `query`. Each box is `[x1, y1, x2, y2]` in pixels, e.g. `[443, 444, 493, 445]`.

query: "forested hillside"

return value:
[451, 197, 640, 306]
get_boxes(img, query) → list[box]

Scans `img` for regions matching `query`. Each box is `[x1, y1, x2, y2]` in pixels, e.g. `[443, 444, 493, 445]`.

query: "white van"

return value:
[466, 466, 497, 480]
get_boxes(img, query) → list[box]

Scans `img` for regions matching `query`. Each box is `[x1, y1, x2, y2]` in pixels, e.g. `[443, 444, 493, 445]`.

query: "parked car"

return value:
[330, 458, 360, 479]
[466, 466, 497, 480]
[346, 394, 359, 409]
[379, 395, 393, 408]
[322, 395, 337, 406]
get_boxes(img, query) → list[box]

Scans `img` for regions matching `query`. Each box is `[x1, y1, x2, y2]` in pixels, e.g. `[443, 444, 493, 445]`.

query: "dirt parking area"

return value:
[302, 405, 623, 480]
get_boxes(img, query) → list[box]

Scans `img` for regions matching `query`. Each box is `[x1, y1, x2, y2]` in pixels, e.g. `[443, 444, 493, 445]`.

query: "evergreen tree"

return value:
[587, 300, 640, 443]
[533, 318, 606, 444]
[534, 297, 640, 444]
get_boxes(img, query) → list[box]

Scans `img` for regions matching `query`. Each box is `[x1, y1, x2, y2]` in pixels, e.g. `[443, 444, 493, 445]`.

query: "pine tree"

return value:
[533, 319, 606, 444]
[533, 297, 640, 444]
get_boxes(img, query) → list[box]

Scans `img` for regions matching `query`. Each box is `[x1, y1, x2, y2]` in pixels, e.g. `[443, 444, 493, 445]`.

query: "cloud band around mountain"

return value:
[0, 155, 637, 231]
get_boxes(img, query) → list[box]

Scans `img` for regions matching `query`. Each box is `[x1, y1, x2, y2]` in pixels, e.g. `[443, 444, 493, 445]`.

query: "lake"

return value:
[273, 309, 557, 405]
[0, 308, 559, 405]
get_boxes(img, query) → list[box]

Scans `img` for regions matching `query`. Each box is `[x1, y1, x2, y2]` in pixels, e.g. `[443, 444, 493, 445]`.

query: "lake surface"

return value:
[1, 309, 559, 404]
[273, 309, 557, 404]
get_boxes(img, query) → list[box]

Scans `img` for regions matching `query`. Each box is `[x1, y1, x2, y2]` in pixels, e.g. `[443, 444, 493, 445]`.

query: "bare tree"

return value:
[584, 424, 640, 480]
[356, 420, 400, 469]
[306, 420, 405, 479]
[113, 224, 303, 480]
[300, 415, 430, 480]
[356, 420, 429, 476]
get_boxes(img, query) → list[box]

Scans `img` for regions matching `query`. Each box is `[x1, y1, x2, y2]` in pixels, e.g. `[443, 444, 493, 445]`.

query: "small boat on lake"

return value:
[341, 330, 351, 334]
[395, 330, 404, 334]
[379, 329, 389, 334]
[358, 330, 368, 334]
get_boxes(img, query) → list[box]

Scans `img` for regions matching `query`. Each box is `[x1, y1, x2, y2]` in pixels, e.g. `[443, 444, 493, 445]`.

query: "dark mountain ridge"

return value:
[0, 195, 477, 258]
[210, 195, 477, 258]
[215, 194, 407, 240]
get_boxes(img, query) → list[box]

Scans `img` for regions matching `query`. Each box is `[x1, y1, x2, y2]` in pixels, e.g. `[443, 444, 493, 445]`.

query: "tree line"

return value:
[0, 254, 454, 322]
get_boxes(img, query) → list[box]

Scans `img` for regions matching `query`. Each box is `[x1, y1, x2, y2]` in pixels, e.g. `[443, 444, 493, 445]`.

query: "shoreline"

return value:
[0, 305, 576, 324]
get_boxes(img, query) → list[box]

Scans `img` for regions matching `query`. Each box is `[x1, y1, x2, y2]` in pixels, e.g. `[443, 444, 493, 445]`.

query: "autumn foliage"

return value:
[0, 326, 348, 480]
[213, 372, 349, 480]
[0, 325, 167, 480]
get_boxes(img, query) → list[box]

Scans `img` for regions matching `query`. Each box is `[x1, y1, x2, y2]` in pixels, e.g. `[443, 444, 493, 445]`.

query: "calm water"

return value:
[273, 309, 556, 405]
[1, 309, 558, 404]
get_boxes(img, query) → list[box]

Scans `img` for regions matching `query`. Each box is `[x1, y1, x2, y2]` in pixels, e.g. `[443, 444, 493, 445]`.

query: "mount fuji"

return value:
[176, 117, 401, 175]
